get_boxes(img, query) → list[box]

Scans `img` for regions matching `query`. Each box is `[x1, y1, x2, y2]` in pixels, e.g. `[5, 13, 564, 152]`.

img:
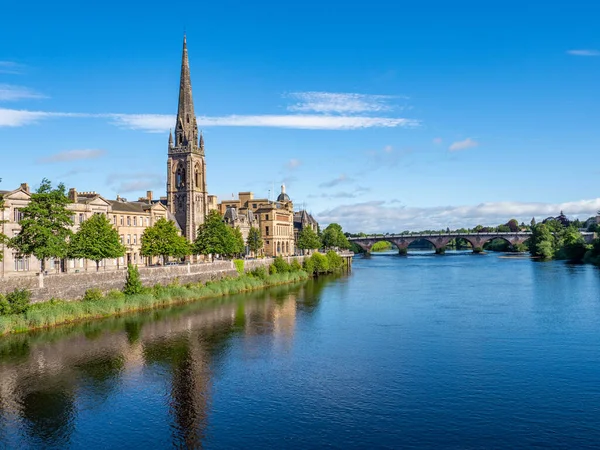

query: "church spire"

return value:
[175, 34, 198, 148]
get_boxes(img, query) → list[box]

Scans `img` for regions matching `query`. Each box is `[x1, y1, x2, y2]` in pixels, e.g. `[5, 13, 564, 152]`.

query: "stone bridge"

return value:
[349, 232, 596, 253]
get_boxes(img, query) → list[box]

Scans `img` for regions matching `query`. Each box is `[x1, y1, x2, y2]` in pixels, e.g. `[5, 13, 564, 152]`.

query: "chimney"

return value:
[116, 194, 120, 201]
[68, 188, 77, 202]
[20, 183, 29, 194]
[146, 190, 153, 202]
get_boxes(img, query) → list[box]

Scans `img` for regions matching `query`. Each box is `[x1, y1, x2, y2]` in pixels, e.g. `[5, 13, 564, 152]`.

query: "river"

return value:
[1, 251, 600, 448]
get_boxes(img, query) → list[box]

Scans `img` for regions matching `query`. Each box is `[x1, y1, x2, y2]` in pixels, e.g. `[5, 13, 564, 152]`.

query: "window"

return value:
[140, 216, 143, 226]
[127, 216, 131, 226]
[253, 204, 257, 209]
[133, 217, 137, 226]
[13, 208, 23, 223]
[79, 213, 84, 224]
[120, 216, 124, 226]
[133, 234, 137, 245]
[145, 217, 149, 226]
[120, 234, 124, 244]
[127, 234, 131, 244]
[113, 215, 117, 225]
[266, 226, 269, 236]
[134, 253, 137, 263]
[266, 215, 269, 220]
[13, 254, 29, 271]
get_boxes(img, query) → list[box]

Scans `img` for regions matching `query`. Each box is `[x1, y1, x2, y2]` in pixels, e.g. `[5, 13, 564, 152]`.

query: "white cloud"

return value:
[567, 49, 600, 56]
[287, 158, 302, 169]
[319, 174, 355, 188]
[287, 92, 397, 114]
[38, 149, 106, 164]
[317, 198, 600, 233]
[0, 84, 47, 102]
[433, 137, 442, 144]
[106, 172, 165, 194]
[0, 108, 419, 131]
[0, 61, 24, 75]
[449, 138, 479, 151]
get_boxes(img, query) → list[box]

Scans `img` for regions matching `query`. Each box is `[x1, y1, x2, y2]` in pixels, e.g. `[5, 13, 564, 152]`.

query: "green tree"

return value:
[297, 226, 321, 252]
[557, 226, 588, 262]
[140, 217, 190, 264]
[246, 226, 263, 256]
[194, 210, 234, 260]
[123, 264, 143, 295]
[529, 223, 555, 259]
[69, 213, 125, 271]
[9, 179, 73, 272]
[321, 223, 350, 250]
[506, 219, 520, 232]
[229, 226, 245, 257]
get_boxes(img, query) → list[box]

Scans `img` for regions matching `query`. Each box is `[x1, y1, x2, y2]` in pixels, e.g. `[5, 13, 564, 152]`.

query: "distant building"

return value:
[293, 210, 318, 254]
[223, 207, 259, 255]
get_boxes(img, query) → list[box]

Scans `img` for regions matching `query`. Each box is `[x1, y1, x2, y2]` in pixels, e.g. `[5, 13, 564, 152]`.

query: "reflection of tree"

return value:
[75, 353, 125, 399]
[20, 383, 75, 448]
[124, 320, 143, 344]
[296, 276, 332, 314]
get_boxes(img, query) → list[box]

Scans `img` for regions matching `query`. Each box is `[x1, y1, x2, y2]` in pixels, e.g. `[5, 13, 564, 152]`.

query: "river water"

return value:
[2, 252, 600, 449]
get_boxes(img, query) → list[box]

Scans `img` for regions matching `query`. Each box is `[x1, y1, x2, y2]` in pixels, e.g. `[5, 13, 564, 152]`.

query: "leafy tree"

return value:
[506, 219, 519, 232]
[69, 213, 125, 271]
[497, 224, 510, 233]
[529, 224, 555, 259]
[530, 217, 536, 227]
[246, 227, 263, 256]
[123, 264, 143, 295]
[194, 210, 235, 260]
[141, 217, 190, 264]
[230, 227, 245, 257]
[558, 226, 588, 262]
[321, 223, 350, 250]
[297, 226, 321, 252]
[9, 179, 73, 272]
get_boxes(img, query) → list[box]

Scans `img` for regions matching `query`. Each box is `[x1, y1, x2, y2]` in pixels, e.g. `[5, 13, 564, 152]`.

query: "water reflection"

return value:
[0, 278, 329, 448]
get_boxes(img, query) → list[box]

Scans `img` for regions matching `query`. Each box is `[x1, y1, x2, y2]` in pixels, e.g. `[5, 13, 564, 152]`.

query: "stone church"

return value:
[166, 36, 208, 241]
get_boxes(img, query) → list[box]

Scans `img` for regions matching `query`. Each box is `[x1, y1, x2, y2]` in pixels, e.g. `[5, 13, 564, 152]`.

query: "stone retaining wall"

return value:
[0, 256, 310, 303]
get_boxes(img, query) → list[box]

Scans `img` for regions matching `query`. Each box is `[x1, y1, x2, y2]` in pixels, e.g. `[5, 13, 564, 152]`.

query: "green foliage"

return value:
[82, 288, 104, 302]
[231, 227, 245, 256]
[371, 241, 392, 252]
[234, 259, 244, 275]
[141, 217, 190, 264]
[246, 227, 263, 255]
[6, 289, 31, 315]
[506, 219, 520, 232]
[250, 266, 268, 280]
[194, 210, 237, 258]
[557, 226, 588, 262]
[273, 256, 291, 273]
[326, 250, 344, 270]
[0, 294, 11, 315]
[269, 264, 278, 275]
[529, 223, 555, 259]
[9, 179, 73, 271]
[123, 264, 143, 295]
[291, 259, 303, 272]
[321, 223, 350, 250]
[69, 213, 125, 271]
[303, 257, 315, 275]
[473, 247, 484, 254]
[311, 252, 330, 274]
[297, 226, 321, 251]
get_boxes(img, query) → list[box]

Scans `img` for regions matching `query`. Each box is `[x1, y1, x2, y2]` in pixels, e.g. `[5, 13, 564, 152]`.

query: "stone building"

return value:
[293, 209, 319, 253]
[0, 185, 169, 276]
[223, 207, 260, 255]
[166, 36, 208, 242]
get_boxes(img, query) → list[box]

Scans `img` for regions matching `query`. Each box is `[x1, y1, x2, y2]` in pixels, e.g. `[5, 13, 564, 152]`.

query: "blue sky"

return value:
[1, 0, 600, 232]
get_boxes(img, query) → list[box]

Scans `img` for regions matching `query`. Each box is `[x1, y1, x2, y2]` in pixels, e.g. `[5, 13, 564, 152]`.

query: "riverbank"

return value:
[0, 270, 310, 336]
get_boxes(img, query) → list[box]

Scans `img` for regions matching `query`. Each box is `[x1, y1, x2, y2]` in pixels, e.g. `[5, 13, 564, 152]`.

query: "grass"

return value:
[0, 271, 310, 336]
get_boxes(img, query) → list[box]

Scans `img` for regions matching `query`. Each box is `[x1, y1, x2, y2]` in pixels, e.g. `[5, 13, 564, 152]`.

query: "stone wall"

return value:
[0, 256, 309, 303]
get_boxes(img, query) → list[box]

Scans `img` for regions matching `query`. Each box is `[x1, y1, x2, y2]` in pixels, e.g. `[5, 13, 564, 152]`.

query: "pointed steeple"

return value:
[199, 130, 204, 152]
[168, 128, 173, 147]
[175, 34, 198, 148]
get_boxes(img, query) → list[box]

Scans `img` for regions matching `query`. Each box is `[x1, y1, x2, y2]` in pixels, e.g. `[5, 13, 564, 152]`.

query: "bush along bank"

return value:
[0, 254, 348, 336]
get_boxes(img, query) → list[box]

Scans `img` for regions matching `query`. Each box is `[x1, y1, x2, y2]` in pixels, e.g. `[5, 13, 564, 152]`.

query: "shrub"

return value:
[291, 259, 302, 272]
[269, 264, 278, 275]
[250, 267, 268, 280]
[303, 257, 315, 275]
[82, 288, 104, 302]
[105, 290, 125, 300]
[273, 256, 291, 273]
[326, 251, 343, 270]
[124, 264, 143, 295]
[6, 289, 31, 314]
[234, 259, 245, 275]
[311, 252, 329, 274]
[0, 294, 11, 316]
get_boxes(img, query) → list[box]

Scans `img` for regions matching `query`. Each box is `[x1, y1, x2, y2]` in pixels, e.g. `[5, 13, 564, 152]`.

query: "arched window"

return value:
[195, 164, 201, 188]
[176, 165, 186, 189]
[277, 242, 281, 255]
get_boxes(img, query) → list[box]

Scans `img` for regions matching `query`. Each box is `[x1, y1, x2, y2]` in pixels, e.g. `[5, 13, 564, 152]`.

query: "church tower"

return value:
[167, 36, 207, 241]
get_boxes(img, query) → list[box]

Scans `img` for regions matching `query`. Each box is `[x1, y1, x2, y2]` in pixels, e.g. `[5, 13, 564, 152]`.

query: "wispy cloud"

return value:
[0, 108, 419, 131]
[449, 138, 479, 152]
[319, 174, 355, 188]
[287, 158, 302, 169]
[0, 84, 47, 102]
[317, 198, 600, 233]
[0, 61, 25, 75]
[433, 137, 442, 145]
[287, 92, 397, 114]
[567, 49, 600, 56]
[57, 168, 92, 179]
[106, 172, 165, 194]
[38, 149, 107, 164]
